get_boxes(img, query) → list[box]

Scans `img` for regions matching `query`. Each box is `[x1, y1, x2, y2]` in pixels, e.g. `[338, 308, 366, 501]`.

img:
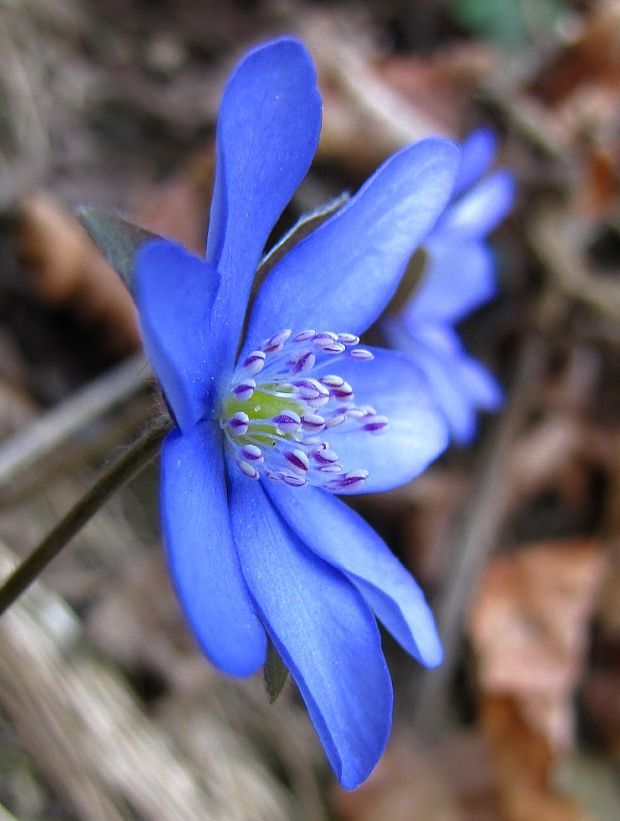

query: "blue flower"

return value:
[135, 37, 460, 788]
[384, 127, 515, 444]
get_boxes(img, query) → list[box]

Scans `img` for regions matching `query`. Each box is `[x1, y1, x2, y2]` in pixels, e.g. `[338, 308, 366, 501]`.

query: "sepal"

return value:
[77, 207, 163, 295]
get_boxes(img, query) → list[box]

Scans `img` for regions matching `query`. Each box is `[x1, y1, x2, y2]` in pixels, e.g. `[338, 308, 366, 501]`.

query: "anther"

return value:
[326, 469, 369, 491]
[312, 331, 339, 347]
[311, 448, 339, 464]
[223, 327, 386, 491]
[363, 415, 388, 434]
[320, 375, 345, 388]
[229, 411, 250, 435]
[350, 348, 374, 360]
[294, 329, 316, 342]
[281, 473, 306, 487]
[238, 460, 260, 479]
[241, 444, 263, 461]
[322, 342, 346, 354]
[234, 380, 256, 401]
[331, 381, 353, 401]
[243, 351, 266, 374]
[290, 351, 316, 373]
[273, 411, 301, 434]
[285, 449, 310, 473]
[301, 413, 326, 431]
[263, 329, 292, 352]
[294, 379, 330, 404]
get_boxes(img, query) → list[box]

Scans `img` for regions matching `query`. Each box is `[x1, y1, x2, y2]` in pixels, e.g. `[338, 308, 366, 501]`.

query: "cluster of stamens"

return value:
[220, 329, 388, 491]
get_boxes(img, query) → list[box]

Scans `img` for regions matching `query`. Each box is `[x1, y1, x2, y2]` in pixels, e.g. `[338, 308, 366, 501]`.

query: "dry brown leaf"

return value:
[481, 695, 590, 821]
[470, 540, 607, 820]
[531, 1, 620, 105]
[130, 145, 215, 255]
[334, 731, 502, 821]
[17, 193, 140, 355]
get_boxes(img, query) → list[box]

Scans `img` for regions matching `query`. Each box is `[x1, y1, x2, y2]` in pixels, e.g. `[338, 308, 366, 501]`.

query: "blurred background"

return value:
[0, 0, 619, 818]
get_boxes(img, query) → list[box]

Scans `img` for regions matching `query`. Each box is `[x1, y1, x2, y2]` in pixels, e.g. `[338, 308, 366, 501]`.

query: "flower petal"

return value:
[321, 347, 448, 493]
[404, 239, 496, 325]
[267, 483, 443, 667]
[384, 321, 497, 444]
[435, 169, 515, 240]
[161, 424, 267, 676]
[206, 37, 322, 363]
[136, 240, 223, 431]
[452, 127, 497, 195]
[455, 353, 503, 411]
[243, 138, 460, 353]
[228, 469, 392, 789]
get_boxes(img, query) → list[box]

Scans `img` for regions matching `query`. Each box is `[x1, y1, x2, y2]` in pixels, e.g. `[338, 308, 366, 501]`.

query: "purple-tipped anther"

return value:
[301, 413, 326, 432]
[350, 348, 374, 361]
[274, 411, 302, 434]
[234, 380, 256, 401]
[326, 470, 370, 492]
[241, 444, 263, 462]
[222, 328, 388, 492]
[290, 351, 316, 373]
[363, 415, 389, 434]
[243, 351, 267, 374]
[229, 411, 250, 436]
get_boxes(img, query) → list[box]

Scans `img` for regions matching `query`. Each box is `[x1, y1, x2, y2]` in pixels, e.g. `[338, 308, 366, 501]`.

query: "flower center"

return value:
[220, 329, 388, 491]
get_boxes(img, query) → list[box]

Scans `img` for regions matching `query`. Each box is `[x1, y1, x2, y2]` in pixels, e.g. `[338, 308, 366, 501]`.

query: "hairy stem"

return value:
[0, 417, 171, 616]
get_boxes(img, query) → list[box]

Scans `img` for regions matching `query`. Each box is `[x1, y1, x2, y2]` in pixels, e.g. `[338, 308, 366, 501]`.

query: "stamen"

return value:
[243, 351, 266, 374]
[286, 449, 310, 473]
[220, 328, 388, 491]
[294, 329, 316, 342]
[337, 333, 360, 346]
[238, 460, 260, 479]
[229, 411, 250, 435]
[241, 444, 263, 461]
[273, 411, 302, 434]
[350, 348, 374, 361]
[234, 380, 255, 401]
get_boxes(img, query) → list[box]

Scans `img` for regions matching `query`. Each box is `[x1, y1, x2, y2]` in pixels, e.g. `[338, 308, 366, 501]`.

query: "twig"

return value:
[0, 353, 150, 491]
[0, 416, 170, 616]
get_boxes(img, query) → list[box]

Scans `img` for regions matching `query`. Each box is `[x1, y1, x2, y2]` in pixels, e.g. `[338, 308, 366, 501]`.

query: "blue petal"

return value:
[434, 169, 515, 240]
[452, 127, 498, 195]
[228, 468, 392, 789]
[325, 347, 449, 494]
[267, 483, 443, 667]
[384, 320, 496, 444]
[136, 240, 223, 432]
[206, 37, 322, 365]
[160, 423, 267, 676]
[456, 353, 503, 411]
[405, 239, 496, 325]
[405, 341, 479, 444]
[243, 138, 460, 354]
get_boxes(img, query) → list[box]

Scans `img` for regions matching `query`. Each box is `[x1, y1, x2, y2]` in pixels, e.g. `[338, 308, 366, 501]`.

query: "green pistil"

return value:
[222, 388, 305, 446]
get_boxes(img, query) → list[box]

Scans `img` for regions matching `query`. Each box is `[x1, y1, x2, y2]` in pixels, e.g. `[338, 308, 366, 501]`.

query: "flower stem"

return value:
[0, 416, 171, 616]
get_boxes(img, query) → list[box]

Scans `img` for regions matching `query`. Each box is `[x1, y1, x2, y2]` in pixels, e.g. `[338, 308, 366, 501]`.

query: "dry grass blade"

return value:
[0, 354, 150, 497]
[0, 540, 293, 821]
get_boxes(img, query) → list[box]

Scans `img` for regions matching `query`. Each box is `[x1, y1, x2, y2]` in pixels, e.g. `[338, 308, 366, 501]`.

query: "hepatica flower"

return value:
[384, 128, 515, 444]
[136, 37, 461, 788]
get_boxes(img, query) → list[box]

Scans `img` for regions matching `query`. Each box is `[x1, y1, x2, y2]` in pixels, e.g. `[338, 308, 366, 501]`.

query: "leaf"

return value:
[77, 207, 164, 295]
[263, 640, 289, 704]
